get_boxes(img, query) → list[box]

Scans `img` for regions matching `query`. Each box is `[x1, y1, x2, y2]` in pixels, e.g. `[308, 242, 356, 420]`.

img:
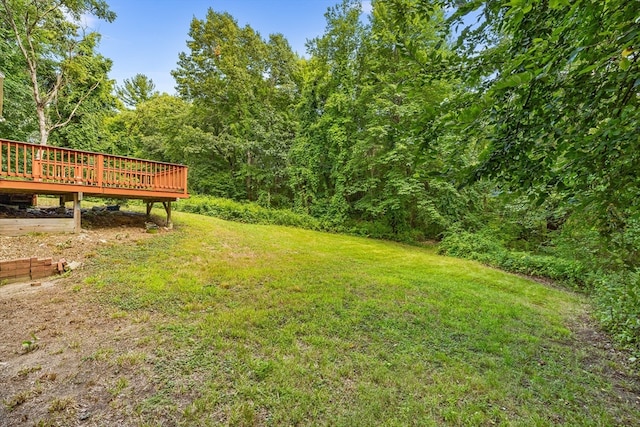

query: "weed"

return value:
[39, 372, 57, 381]
[229, 402, 258, 426]
[17, 365, 42, 377]
[4, 386, 43, 410]
[3, 392, 28, 410]
[115, 351, 147, 368]
[133, 312, 151, 323]
[110, 310, 128, 319]
[49, 347, 64, 355]
[84, 347, 114, 362]
[109, 377, 129, 397]
[48, 397, 76, 413]
[55, 239, 72, 251]
[21, 333, 39, 353]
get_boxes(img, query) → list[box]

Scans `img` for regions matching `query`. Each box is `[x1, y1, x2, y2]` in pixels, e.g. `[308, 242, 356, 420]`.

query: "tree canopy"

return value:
[116, 74, 159, 108]
[0, 0, 116, 144]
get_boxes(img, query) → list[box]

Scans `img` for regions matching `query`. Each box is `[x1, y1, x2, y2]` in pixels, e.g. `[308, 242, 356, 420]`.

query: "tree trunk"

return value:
[36, 104, 48, 145]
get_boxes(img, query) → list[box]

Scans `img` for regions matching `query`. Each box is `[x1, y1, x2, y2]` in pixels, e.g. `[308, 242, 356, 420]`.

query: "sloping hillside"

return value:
[1, 211, 639, 426]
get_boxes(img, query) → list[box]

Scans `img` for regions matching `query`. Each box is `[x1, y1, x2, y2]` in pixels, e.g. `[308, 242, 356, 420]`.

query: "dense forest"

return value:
[1, 0, 639, 354]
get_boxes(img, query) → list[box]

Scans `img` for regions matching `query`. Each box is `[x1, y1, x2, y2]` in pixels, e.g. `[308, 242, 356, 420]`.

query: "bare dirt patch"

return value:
[0, 211, 164, 426]
[570, 312, 640, 410]
[0, 210, 160, 262]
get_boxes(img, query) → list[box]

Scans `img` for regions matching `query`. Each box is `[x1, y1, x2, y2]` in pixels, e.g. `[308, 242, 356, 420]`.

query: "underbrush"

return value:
[591, 270, 640, 353]
[175, 195, 324, 230]
[438, 231, 586, 287]
[174, 195, 421, 242]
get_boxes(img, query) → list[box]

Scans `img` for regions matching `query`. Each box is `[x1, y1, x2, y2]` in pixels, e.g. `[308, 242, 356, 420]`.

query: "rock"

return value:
[78, 409, 91, 421]
[145, 222, 160, 233]
[67, 261, 83, 271]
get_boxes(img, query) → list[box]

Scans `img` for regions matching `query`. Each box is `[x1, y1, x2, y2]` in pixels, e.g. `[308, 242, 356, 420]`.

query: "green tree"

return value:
[46, 31, 118, 151]
[350, 0, 456, 236]
[0, 22, 37, 140]
[116, 74, 159, 108]
[0, 0, 115, 145]
[289, 0, 367, 221]
[443, 0, 640, 263]
[172, 9, 300, 202]
[291, 0, 458, 237]
[103, 94, 190, 159]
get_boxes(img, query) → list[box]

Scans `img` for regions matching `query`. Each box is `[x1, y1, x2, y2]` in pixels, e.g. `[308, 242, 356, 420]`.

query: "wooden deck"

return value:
[0, 138, 188, 201]
[0, 139, 189, 234]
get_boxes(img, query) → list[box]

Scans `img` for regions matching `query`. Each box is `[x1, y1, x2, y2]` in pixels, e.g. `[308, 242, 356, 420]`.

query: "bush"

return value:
[176, 195, 426, 243]
[499, 252, 585, 286]
[592, 271, 640, 353]
[438, 230, 586, 287]
[175, 195, 323, 231]
[437, 230, 505, 259]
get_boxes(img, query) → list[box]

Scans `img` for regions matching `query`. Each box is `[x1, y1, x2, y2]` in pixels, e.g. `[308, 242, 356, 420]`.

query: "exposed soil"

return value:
[569, 312, 640, 417]
[0, 208, 160, 262]
[0, 210, 165, 426]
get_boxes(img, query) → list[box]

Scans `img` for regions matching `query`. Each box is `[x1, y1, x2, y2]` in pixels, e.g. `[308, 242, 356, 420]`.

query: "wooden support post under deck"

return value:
[162, 201, 172, 229]
[146, 201, 154, 217]
[73, 192, 82, 233]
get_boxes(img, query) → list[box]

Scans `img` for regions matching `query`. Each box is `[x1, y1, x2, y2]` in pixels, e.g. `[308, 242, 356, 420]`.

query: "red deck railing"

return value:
[0, 139, 188, 198]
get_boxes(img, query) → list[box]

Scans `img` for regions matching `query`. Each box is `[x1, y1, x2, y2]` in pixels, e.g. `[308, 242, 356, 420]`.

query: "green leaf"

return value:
[620, 57, 631, 71]
[549, 0, 570, 9]
[494, 72, 533, 90]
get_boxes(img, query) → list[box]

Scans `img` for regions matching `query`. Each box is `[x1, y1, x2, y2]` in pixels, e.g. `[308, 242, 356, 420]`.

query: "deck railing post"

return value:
[33, 147, 42, 181]
[183, 168, 188, 196]
[96, 154, 104, 187]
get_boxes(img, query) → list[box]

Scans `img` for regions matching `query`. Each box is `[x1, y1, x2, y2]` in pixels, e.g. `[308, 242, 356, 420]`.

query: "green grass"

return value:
[83, 211, 639, 426]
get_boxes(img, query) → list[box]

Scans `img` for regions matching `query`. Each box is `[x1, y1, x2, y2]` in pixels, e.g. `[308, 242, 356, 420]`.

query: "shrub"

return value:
[177, 195, 424, 242]
[592, 270, 640, 353]
[175, 195, 323, 231]
[438, 230, 586, 287]
[438, 230, 506, 260]
[498, 252, 585, 286]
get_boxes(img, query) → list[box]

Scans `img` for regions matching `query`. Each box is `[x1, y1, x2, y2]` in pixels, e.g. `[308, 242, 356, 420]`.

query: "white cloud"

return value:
[361, 0, 373, 15]
[79, 13, 98, 29]
[63, 9, 98, 30]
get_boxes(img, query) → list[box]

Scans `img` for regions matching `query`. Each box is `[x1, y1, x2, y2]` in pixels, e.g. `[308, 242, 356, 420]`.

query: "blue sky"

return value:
[93, 0, 370, 95]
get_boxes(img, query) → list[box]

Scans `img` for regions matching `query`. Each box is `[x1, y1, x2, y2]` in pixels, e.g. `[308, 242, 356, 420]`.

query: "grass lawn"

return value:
[82, 210, 639, 426]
